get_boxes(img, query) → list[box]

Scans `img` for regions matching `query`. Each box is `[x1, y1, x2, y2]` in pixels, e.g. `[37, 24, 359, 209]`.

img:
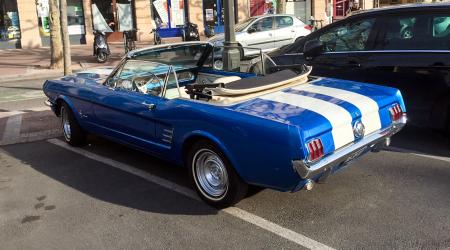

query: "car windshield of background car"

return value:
[235, 17, 256, 32]
[319, 18, 375, 52]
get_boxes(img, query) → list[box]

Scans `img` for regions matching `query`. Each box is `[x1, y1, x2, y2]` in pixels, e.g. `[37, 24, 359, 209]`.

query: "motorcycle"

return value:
[93, 30, 110, 63]
[182, 22, 200, 41]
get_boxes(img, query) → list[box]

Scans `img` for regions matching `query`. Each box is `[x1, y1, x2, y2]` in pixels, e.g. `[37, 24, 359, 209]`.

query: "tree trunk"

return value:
[49, 0, 63, 69]
[276, 0, 285, 14]
[60, 0, 72, 75]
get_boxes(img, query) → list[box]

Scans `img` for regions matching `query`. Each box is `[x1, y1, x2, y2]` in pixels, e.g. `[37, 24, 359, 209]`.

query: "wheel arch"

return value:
[54, 95, 76, 118]
[181, 131, 245, 180]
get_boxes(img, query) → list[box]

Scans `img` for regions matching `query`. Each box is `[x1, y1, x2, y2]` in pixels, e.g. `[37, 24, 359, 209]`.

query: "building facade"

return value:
[1, 0, 407, 50]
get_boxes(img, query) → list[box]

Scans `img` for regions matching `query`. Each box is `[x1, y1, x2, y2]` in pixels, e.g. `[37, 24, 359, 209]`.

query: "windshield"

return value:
[130, 44, 208, 69]
[235, 17, 257, 32]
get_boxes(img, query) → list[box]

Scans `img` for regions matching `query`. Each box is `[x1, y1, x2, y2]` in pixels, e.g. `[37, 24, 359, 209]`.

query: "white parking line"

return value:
[388, 146, 450, 164]
[2, 115, 22, 142]
[48, 138, 335, 250]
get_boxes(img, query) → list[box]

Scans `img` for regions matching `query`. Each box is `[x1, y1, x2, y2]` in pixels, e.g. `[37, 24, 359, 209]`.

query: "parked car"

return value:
[43, 42, 406, 208]
[208, 14, 311, 57]
[266, 3, 450, 133]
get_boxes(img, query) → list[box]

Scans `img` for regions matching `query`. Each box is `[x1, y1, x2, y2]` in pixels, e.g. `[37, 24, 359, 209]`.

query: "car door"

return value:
[244, 16, 275, 51]
[363, 11, 450, 129]
[273, 16, 296, 48]
[304, 16, 380, 82]
[90, 59, 164, 152]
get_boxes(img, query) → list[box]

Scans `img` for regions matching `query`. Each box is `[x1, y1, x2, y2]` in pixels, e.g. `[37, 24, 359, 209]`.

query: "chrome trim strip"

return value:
[292, 114, 407, 179]
[284, 50, 450, 56]
[323, 50, 450, 54]
[44, 100, 53, 107]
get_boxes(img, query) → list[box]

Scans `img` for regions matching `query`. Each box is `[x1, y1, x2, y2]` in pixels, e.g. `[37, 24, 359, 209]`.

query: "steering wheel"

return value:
[131, 73, 163, 95]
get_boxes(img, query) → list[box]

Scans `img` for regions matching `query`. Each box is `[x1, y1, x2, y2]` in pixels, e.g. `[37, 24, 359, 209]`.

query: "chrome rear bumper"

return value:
[292, 114, 407, 179]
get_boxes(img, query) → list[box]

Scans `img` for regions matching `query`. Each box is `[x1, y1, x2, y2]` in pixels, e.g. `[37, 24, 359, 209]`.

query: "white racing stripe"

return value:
[48, 138, 335, 250]
[293, 84, 382, 135]
[260, 92, 354, 149]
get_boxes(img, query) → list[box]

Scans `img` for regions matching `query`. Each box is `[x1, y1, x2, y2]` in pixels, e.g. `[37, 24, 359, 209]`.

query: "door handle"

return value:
[142, 102, 156, 110]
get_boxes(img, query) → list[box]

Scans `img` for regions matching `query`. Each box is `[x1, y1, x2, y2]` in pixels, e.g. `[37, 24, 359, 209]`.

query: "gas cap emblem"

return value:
[353, 121, 365, 139]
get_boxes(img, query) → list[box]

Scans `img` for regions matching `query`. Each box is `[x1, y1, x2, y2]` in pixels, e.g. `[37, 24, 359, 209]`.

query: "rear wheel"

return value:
[60, 102, 86, 146]
[188, 140, 248, 208]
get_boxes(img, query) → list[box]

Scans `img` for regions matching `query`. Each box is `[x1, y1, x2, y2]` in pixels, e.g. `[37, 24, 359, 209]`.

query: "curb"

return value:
[0, 71, 64, 84]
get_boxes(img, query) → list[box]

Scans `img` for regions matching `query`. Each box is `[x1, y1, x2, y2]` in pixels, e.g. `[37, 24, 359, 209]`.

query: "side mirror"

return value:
[303, 40, 324, 60]
[247, 27, 256, 34]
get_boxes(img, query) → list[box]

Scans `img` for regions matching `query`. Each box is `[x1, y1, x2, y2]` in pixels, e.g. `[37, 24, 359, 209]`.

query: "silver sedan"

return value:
[208, 14, 312, 57]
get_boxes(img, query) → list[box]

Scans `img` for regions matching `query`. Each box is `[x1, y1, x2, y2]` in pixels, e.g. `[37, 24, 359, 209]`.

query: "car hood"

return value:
[228, 77, 405, 151]
[59, 67, 115, 85]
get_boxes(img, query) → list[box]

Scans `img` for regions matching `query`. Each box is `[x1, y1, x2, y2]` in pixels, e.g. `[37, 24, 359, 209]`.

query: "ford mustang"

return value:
[43, 42, 407, 208]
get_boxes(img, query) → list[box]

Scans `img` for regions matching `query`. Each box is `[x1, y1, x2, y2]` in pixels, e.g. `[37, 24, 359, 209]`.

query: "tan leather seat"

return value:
[212, 76, 241, 85]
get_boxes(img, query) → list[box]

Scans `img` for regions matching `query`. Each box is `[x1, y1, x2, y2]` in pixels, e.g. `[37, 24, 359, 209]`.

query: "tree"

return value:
[60, 0, 72, 75]
[276, 0, 285, 14]
[48, 0, 63, 69]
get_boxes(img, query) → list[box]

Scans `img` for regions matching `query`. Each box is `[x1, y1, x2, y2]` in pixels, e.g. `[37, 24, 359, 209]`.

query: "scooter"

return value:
[182, 22, 200, 41]
[93, 30, 110, 63]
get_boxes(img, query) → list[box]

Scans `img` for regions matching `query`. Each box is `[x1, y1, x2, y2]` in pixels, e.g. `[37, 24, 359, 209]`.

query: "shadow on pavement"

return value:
[1, 139, 218, 216]
[389, 125, 450, 158]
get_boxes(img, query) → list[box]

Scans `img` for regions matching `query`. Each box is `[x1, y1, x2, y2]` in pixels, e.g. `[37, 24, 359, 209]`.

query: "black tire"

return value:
[187, 140, 248, 208]
[154, 32, 162, 45]
[238, 45, 244, 60]
[96, 52, 108, 63]
[60, 102, 86, 146]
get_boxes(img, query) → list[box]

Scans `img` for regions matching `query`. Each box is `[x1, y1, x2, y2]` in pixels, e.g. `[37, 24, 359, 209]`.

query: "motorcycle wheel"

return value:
[96, 52, 108, 63]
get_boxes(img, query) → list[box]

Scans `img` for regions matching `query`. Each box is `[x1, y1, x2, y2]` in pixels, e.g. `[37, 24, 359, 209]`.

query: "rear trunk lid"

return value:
[229, 77, 405, 153]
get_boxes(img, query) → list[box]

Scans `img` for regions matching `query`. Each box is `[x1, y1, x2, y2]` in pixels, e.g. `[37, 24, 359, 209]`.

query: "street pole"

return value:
[60, 0, 72, 75]
[222, 0, 240, 71]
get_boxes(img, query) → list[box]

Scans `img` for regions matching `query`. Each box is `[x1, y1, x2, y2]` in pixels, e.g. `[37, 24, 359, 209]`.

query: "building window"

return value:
[0, 0, 21, 44]
[36, 0, 86, 45]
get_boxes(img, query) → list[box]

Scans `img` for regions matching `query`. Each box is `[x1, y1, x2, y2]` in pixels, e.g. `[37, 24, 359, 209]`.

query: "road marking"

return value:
[387, 146, 450, 164]
[48, 138, 335, 250]
[2, 115, 22, 142]
[0, 106, 50, 119]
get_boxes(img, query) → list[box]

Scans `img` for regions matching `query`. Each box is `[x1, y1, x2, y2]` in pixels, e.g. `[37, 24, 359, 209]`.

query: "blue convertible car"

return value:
[43, 42, 406, 207]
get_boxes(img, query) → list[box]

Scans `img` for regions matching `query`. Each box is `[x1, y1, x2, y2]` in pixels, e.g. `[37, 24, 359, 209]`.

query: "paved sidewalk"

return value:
[0, 44, 126, 82]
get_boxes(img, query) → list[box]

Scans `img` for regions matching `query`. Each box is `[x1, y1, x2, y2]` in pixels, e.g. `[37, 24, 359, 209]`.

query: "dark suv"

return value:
[269, 3, 450, 133]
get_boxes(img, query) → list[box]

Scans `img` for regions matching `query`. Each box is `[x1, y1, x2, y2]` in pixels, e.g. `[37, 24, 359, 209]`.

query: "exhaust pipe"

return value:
[371, 137, 391, 152]
[303, 179, 315, 191]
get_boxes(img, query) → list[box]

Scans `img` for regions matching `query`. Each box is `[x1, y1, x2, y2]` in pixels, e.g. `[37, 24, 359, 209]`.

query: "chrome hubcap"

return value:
[61, 107, 71, 141]
[194, 149, 228, 199]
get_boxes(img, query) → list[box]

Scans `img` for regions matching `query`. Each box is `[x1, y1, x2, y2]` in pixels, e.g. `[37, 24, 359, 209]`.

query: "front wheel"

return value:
[96, 52, 108, 63]
[60, 102, 86, 146]
[188, 140, 248, 208]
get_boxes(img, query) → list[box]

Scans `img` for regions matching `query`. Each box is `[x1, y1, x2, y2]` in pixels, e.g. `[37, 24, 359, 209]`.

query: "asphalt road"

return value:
[0, 77, 449, 249]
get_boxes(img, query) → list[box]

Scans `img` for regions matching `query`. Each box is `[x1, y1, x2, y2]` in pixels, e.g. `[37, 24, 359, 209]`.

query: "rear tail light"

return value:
[389, 104, 403, 121]
[305, 25, 312, 31]
[307, 138, 324, 162]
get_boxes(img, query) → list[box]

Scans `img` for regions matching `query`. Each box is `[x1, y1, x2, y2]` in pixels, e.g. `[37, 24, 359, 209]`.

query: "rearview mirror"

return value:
[247, 27, 256, 34]
[303, 40, 324, 60]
